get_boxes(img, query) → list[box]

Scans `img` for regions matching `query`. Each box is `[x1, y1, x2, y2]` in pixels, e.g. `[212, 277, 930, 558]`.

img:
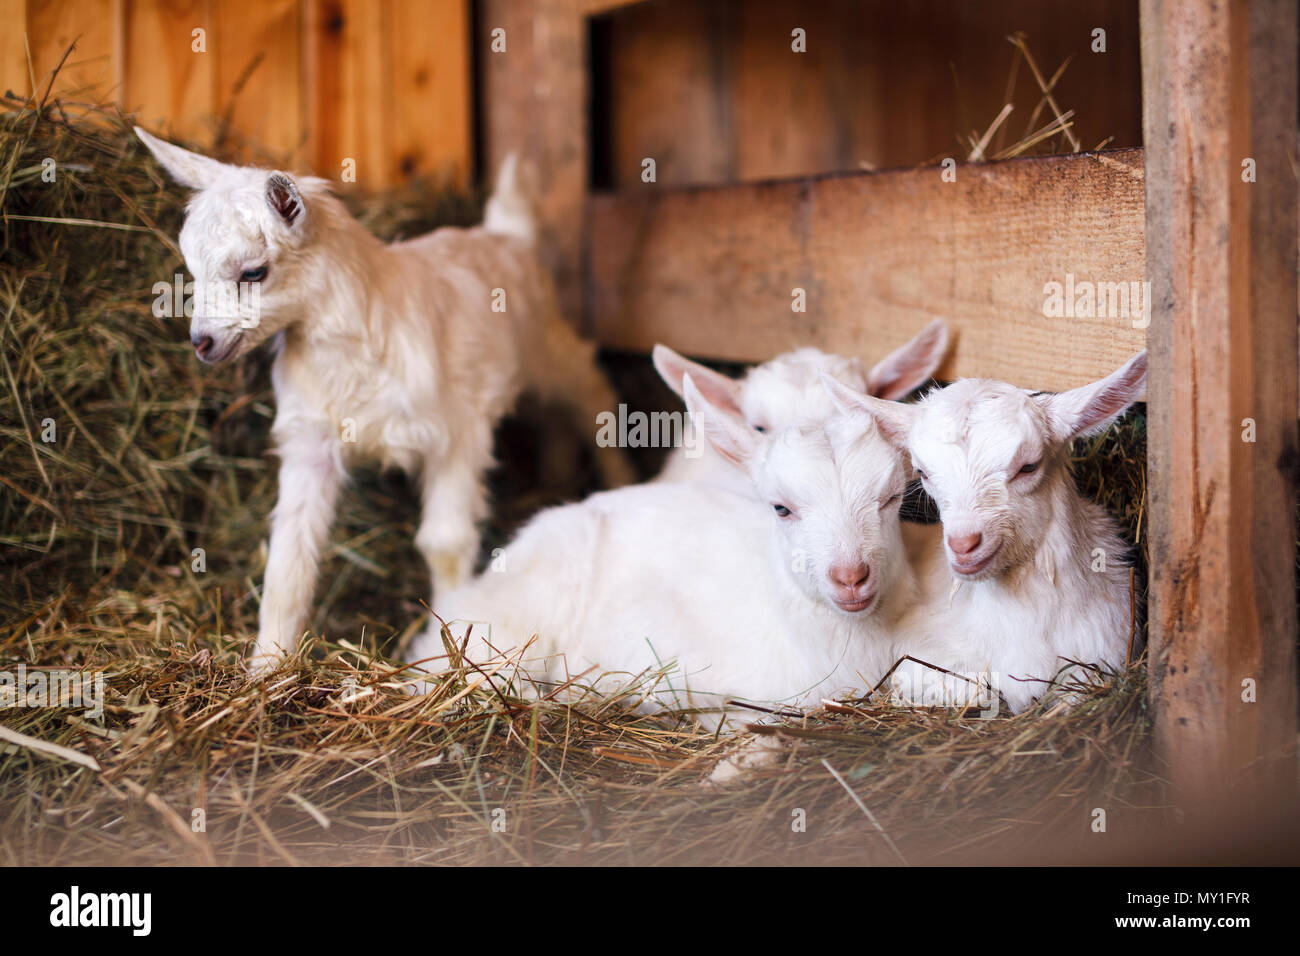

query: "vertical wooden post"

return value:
[1141, 0, 1298, 812]
[479, 0, 588, 324]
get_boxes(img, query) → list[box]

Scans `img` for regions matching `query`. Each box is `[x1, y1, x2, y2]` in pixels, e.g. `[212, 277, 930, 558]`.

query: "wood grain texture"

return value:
[479, 0, 587, 321]
[1141, 0, 1298, 807]
[213, 0, 302, 162]
[388, 0, 471, 187]
[1, 0, 30, 98]
[303, 0, 389, 186]
[26, 0, 123, 103]
[596, 0, 1143, 188]
[125, 0, 214, 132]
[588, 148, 1147, 390]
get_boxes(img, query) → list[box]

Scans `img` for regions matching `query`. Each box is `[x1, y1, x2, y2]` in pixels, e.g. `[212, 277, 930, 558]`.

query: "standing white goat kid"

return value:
[135, 129, 634, 670]
[652, 319, 949, 487]
[406, 375, 917, 729]
[824, 351, 1147, 714]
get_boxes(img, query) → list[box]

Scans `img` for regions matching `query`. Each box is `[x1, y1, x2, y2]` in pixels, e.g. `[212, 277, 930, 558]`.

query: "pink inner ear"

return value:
[867, 321, 949, 400]
[658, 349, 740, 413]
[267, 175, 301, 226]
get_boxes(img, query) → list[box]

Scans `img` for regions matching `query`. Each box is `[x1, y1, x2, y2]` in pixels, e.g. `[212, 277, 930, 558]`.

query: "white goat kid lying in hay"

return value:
[135, 129, 634, 670]
[824, 351, 1148, 714]
[407, 375, 918, 730]
[652, 319, 949, 487]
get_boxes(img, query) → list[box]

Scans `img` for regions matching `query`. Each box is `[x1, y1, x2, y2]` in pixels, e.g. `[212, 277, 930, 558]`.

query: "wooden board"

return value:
[479, 0, 588, 321]
[302, 0, 389, 187]
[588, 148, 1147, 391]
[213, 0, 302, 163]
[1141, 0, 1299, 811]
[11, 0, 472, 187]
[25, 0, 123, 103]
[388, 0, 471, 187]
[0, 0, 31, 99]
[124, 0, 215, 132]
[595, 0, 1143, 189]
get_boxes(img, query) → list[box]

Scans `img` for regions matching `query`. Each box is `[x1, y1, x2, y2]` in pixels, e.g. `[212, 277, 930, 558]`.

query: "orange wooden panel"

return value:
[212, 0, 302, 163]
[26, 0, 121, 103]
[125, 0, 216, 140]
[388, 0, 471, 186]
[303, 0, 389, 186]
[1, 0, 30, 99]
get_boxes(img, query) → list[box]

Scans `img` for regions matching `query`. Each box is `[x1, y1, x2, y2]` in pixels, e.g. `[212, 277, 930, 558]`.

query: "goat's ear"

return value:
[1042, 350, 1147, 440]
[134, 126, 228, 190]
[266, 173, 307, 229]
[683, 373, 756, 467]
[866, 318, 950, 400]
[820, 372, 916, 447]
[653, 345, 742, 414]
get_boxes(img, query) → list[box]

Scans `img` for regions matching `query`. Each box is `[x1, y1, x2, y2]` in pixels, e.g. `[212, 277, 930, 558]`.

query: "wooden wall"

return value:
[593, 0, 1142, 187]
[3, 0, 472, 188]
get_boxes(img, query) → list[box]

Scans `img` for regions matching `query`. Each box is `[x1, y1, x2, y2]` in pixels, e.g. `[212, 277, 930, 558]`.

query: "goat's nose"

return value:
[829, 562, 870, 590]
[192, 333, 214, 358]
[947, 532, 983, 555]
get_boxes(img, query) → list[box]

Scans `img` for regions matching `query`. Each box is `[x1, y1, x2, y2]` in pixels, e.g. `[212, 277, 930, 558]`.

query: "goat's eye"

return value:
[1018, 461, 1040, 476]
[773, 504, 791, 517]
[239, 265, 268, 282]
[753, 424, 768, 434]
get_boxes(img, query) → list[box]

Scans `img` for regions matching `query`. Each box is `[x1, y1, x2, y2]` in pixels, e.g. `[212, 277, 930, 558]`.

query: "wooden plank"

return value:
[303, 0, 390, 186]
[388, 0, 472, 187]
[602, 0, 732, 187]
[479, 0, 587, 323]
[588, 148, 1147, 390]
[595, 0, 1143, 189]
[212, 0, 302, 163]
[0, 0, 29, 100]
[1141, 0, 1298, 810]
[125, 0, 215, 138]
[26, 0, 121, 103]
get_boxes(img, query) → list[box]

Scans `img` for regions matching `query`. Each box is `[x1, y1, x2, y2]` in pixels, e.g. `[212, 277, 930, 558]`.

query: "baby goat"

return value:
[406, 376, 916, 729]
[652, 319, 948, 487]
[135, 129, 634, 669]
[825, 351, 1147, 713]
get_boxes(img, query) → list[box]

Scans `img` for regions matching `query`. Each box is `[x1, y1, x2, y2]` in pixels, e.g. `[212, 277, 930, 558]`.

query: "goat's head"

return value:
[653, 319, 948, 436]
[824, 351, 1147, 582]
[682, 374, 913, 615]
[136, 127, 326, 365]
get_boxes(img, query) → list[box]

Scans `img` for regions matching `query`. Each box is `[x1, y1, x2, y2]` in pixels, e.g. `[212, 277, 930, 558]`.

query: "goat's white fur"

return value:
[825, 352, 1148, 714]
[652, 320, 949, 487]
[135, 128, 634, 670]
[406, 375, 917, 729]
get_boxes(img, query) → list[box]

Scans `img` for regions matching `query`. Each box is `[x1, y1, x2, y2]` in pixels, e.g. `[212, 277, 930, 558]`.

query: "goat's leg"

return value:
[530, 316, 638, 488]
[417, 453, 488, 601]
[250, 434, 344, 671]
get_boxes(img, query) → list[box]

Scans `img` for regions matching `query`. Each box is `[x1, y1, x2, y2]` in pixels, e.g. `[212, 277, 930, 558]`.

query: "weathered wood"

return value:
[596, 0, 1142, 189]
[479, 0, 587, 323]
[588, 148, 1147, 390]
[1141, 0, 1298, 808]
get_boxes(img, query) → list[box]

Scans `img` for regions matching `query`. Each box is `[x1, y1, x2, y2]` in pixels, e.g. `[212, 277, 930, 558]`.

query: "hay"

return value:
[1, 95, 1165, 866]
